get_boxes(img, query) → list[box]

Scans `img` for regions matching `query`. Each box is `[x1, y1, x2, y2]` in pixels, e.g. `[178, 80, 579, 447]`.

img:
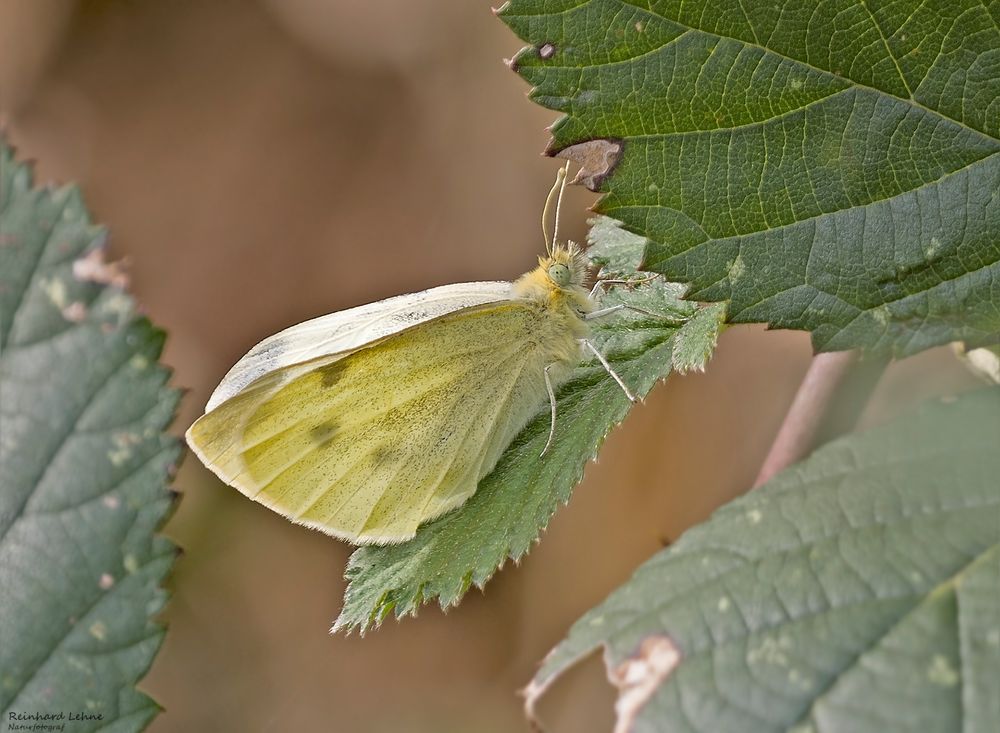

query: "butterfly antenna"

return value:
[552, 160, 570, 249]
[541, 164, 568, 256]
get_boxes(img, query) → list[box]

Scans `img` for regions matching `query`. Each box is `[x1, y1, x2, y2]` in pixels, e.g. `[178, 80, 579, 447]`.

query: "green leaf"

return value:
[525, 388, 1000, 733]
[0, 140, 180, 731]
[335, 229, 724, 633]
[588, 216, 727, 373]
[498, 0, 1000, 357]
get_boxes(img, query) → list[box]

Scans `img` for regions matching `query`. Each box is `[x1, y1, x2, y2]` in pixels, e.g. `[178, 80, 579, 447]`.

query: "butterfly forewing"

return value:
[205, 282, 511, 411]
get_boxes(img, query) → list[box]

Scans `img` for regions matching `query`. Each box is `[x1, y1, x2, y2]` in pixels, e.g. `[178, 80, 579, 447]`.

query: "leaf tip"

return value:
[521, 675, 553, 733]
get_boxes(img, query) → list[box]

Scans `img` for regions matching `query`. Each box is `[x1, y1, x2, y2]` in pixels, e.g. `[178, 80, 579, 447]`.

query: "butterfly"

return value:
[186, 165, 641, 544]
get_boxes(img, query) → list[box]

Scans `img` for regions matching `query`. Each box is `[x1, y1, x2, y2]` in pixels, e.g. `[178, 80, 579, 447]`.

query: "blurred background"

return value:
[0, 1, 982, 731]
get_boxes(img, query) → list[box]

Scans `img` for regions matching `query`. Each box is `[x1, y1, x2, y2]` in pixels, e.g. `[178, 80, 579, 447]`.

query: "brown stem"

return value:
[753, 350, 889, 487]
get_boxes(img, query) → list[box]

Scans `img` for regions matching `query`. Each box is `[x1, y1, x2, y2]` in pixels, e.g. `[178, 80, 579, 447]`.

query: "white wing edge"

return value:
[204, 280, 513, 412]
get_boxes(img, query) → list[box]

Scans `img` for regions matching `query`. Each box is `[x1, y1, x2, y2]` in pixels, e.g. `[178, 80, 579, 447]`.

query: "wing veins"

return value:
[411, 345, 536, 526]
[233, 338, 530, 490]
[246, 338, 532, 526]
[236, 322, 529, 455]
[372, 348, 534, 535]
[352, 345, 533, 536]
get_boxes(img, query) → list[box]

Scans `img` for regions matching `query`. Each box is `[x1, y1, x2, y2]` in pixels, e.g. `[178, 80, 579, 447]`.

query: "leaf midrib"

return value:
[1, 546, 174, 713]
[613, 0, 998, 142]
[339, 324, 680, 631]
[0, 337, 139, 545]
[0, 188, 70, 352]
[785, 546, 998, 731]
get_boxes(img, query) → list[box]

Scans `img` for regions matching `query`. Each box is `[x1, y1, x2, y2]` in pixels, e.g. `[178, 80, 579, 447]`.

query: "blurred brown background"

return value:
[0, 2, 981, 731]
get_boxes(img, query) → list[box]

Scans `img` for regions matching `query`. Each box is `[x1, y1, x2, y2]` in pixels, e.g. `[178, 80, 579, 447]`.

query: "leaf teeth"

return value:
[524, 388, 1000, 732]
[0, 137, 180, 724]
[499, 0, 1000, 357]
[333, 219, 721, 633]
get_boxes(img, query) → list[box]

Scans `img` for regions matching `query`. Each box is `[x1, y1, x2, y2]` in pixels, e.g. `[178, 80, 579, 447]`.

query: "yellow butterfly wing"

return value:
[203, 282, 511, 412]
[187, 300, 566, 544]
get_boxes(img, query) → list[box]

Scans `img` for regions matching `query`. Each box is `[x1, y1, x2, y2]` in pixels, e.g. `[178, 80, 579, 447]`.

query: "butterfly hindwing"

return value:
[188, 301, 556, 543]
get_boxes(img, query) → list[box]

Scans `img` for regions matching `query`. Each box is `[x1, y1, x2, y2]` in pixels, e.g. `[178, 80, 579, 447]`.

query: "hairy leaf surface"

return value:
[500, 0, 1000, 356]
[526, 389, 1000, 733]
[0, 141, 180, 732]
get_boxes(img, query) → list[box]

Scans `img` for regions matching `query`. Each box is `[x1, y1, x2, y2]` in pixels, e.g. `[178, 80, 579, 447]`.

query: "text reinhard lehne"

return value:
[6, 711, 105, 730]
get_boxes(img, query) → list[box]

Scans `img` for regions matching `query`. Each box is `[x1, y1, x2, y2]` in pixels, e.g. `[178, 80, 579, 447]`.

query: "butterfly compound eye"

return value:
[547, 263, 571, 286]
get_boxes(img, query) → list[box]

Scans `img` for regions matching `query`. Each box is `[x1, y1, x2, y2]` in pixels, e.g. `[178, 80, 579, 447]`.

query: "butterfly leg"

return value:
[540, 364, 559, 457]
[589, 274, 659, 299]
[585, 303, 672, 321]
[580, 339, 637, 403]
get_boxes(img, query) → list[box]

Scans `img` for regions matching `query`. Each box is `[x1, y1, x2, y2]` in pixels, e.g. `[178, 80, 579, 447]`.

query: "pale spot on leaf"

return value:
[41, 277, 68, 308]
[729, 254, 746, 281]
[95, 291, 132, 326]
[927, 654, 958, 686]
[108, 432, 140, 467]
[62, 301, 88, 322]
[747, 636, 789, 667]
[787, 668, 812, 690]
[73, 248, 129, 289]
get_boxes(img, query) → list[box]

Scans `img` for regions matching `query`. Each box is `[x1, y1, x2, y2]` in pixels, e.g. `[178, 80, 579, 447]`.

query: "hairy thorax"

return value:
[510, 250, 593, 369]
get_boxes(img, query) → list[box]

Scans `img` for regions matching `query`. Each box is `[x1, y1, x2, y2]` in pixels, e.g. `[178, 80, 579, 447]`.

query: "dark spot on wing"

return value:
[318, 361, 348, 387]
[390, 309, 430, 325]
[252, 336, 286, 361]
[236, 337, 287, 393]
[310, 420, 339, 446]
[371, 446, 397, 466]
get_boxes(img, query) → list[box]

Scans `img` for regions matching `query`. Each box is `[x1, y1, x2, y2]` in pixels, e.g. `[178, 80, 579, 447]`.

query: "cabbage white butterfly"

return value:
[186, 166, 639, 544]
